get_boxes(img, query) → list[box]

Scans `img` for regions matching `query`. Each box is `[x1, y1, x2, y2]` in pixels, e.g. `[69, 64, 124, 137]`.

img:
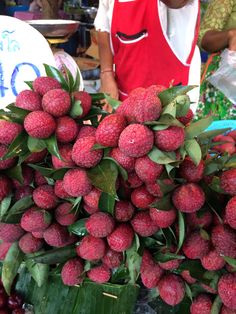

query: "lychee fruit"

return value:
[55, 116, 79, 143]
[54, 180, 71, 199]
[55, 202, 78, 226]
[33, 184, 58, 210]
[172, 183, 205, 213]
[95, 114, 127, 148]
[24, 149, 47, 164]
[118, 124, 154, 158]
[186, 210, 213, 229]
[76, 235, 106, 260]
[180, 270, 196, 284]
[177, 108, 194, 125]
[0, 175, 12, 201]
[102, 249, 123, 269]
[52, 144, 75, 169]
[20, 207, 52, 232]
[77, 125, 96, 139]
[154, 126, 185, 152]
[42, 89, 71, 117]
[72, 136, 103, 168]
[0, 120, 23, 145]
[178, 157, 204, 183]
[72, 91, 92, 118]
[227, 130, 236, 141]
[149, 207, 176, 228]
[135, 156, 163, 183]
[24, 111, 56, 139]
[33, 76, 61, 96]
[213, 135, 235, 155]
[157, 274, 185, 306]
[32, 230, 44, 239]
[107, 224, 134, 252]
[18, 233, 44, 254]
[0, 223, 24, 242]
[61, 258, 84, 286]
[220, 169, 236, 196]
[15, 186, 33, 201]
[226, 197, 236, 229]
[114, 200, 135, 222]
[0, 144, 16, 169]
[109, 147, 135, 173]
[126, 172, 143, 188]
[146, 182, 163, 198]
[131, 186, 155, 209]
[0, 242, 12, 260]
[63, 168, 92, 197]
[218, 273, 236, 310]
[211, 224, 236, 258]
[158, 246, 182, 270]
[131, 211, 159, 237]
[13, 165, 34, 188]
[34, 170, 47, 186]
[15, 89, 42, 111]
[83, 188, 101, 212]
[190, 294, 212, 314]
[87, 264, 111, 283]
[43, 223, 70, 248]
[85, 212, 115, 238]
[182, 231, 210, 259]
[221, 305, 236, 314]
[201, 249, 225, 271]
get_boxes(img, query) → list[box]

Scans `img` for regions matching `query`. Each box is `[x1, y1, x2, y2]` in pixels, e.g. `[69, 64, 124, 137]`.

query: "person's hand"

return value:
[100, 72, 119, 100]
[228, 29, 236, 51]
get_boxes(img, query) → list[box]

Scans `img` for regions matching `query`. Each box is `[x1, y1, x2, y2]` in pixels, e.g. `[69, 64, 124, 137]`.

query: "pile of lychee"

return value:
[0, 72, 236, 314]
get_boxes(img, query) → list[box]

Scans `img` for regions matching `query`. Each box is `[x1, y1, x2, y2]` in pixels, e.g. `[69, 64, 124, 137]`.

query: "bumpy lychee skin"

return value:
[177, 108, 194, 125]
[179, 157, 204, 183]
[201, 249, 225, 271]
[77, 125, 96, 139]
[55, 202, 78, 226]
[127, 172, 143, 188]
[182, 231, 210, 259]
[33, 184, 58, 210]
[186, 210, 213, 229]
[76, 235, 106, 261]
[85, 212, 115, 238]
[52, 144, 75, 169]
[102, 249, 123, 269]
[220, 169, 236, 196]
[157, 274, 185, 306]
[0, 242, 12, 260]
[63, 168, 92, 197]
[109, 147, 135, 173]
[221, 305, 236, 314]
[20, 207, 52, 232]
[226, 197, 236, 229]
[118, 124, 154, 158]
[131, 211, 159, 237]
[83, 188, 101, 211]
[155, 126, 185, 152]
[15, 186, 33, 201]
[107, 224, 134, 252]
[15, 89, 42, 111]
[73, 91, 92, 118]
[87, 264, 111, 284]
[24, 111, 56, 139]
[0, 175, 12, 201]
[33, 76, 61, 96]
[43, 223, 69, 248]
[61, 258, 84, 286]
[18, 233, 44, 254]
[180, 270, 196, 284]
[190, 294, 212, 314]
[227, 130, 236, 141]
[0, 120, 23, 145]
[0, 223, 24, 242]
[32, 230, 44, 239]
[218, 274, 236, 310]
[211, 224, 236, 258]
[55, 116, 79, 144]
[172, 183, 205, 213]
[0, 144, 16, 170]
[24, 149, 47, 164]
[34, 170, 47, 186]
[95, 114, 127, 148]
[42, 89, 71, 117]
[213, 135, 235, 155]
[131, 186, 155, 209]
[72, 136, 103, 168]
[135, 156, 163, 183]
[146, 182, 163, 198]
[114, 200, 135, 222]
[54, 180, 71, 199]
[149, 207, 176, 228]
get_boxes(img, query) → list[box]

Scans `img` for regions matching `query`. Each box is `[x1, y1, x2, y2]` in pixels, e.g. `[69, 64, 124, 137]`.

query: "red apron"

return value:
[111, 0, 200, 98]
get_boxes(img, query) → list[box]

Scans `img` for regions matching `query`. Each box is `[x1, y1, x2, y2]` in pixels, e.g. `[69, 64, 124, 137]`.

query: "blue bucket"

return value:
[206, 120, 236, 131]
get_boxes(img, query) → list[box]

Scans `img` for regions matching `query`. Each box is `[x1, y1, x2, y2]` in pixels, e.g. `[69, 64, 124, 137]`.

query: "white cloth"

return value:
[94, 0, 201, 110]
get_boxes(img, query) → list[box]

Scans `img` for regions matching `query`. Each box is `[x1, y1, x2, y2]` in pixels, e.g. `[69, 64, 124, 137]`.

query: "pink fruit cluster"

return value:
[1, 75, 236, 313]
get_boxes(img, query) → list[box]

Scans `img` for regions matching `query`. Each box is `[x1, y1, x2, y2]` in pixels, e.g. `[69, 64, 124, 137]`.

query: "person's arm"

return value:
[201, 29, 236, 53]
[97, 31, 119, 100]
[161, 0, 189, 9]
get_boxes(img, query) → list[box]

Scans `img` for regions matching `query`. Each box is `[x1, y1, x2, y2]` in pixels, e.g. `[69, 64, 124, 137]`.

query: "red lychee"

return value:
[146, 182, 163, 198]
[85, 212, 115, 238]
[72, 91, 92, 118]
[182, 231, 210, 259]
[54, 180, 71, 199]
[42, 89, 71, 117]
[20, 207, 52, 232]
[24, 149, 47, 164]
[221, 305, 236, 314]
[220, 169, 236, 196]
[107, 224, 134, 252]
[43, 223, 70, 248]
[33, 76, 61, 96]
[213, 135, 235, 155]
[77, 125, 96, 139]
[52, 144, 75, 169]
[131, 211, 159, 237]
[0, 175, 12, 201]
[118, 124, 154, 158]
[126, 172, 143, 189]
[102, 249, 123, 269]
[155, 126, 185, 152]
[186, 210, 213, 229]
[15, 186, 33, 201]
[135, 156, 163, 183]
[190, 294, 212, 314]
[0, 242, 12, 260]
[76, 235, 106, 260]
[87, 264, 111, 283]
[177, 108, 194, 125]
[33, 184, 58, 210]
[218, 273, 236, 310]
[15, 89, 42, 111]
[0, 223, 24, 242]
[18, 233, 44, 253]
[114, 200, 135, 222]
[109, 147, 135, 173]
[0, 144, 16, 169]
[211, 224, 236, 258]
[180, 270, 196, 284]
[157, 274, 185, 306]
[63, 168, 92, 197]
[55, 116, 79, 143]
[179, 157, 204, 183]
[201, 249, 225, 271]
[227, 130, 236, 141]
[34, 170, 47, 186]
[24, 111, 56, 139]
[61, 258, 84, 286]
[172, 183, 205, 213]
[226, 197, 236, 229]
[0, 120, 22, 145]
[83, 188, 101, 212]
[131, 186, 155, 209]
[149, 207, 176, 228]
[72, 136, 103, 168]
[55, 202, 78, 226]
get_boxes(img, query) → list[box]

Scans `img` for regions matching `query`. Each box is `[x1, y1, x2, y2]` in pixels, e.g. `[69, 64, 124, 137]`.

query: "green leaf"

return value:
[200, 228, 210, 241]
[176, 95, 191, 117]
[154, 251, 185, 263]
[197, 128, 231, 143]
[2, 242, 24, 295]
[185, 116, 213, 139]
[185, 283, 193, 302]
[70, 99, 83, 118]
[69, 196, 82, 211]
[31, 245, 77, 264]
[63, 65, 75, 93]
[43, 64, 69, 91]
[184, 139, 202, 166]
[223, 256, 236, 269]
[98, 192, 116, 216]
[1, 131, 29, 160]
[103, 157, 128, 181]
[1, 104, 30, 123]
[87, 159, 118, 197]
[3, 195, 34, 223]
[161, 228, 176, 248]
[150, 194, 172, 210]
[44, 135, 62, 160]
[159, 85, 196, 107]
[225, 154, 236, 168]
[24, 81, 33, 89]
[177, 260, 209, 284]
[146, 114, 184, 128]
[104, 94, 121, 109]
[209, 176, 225, 194]
[0, 195, 12, 220]
[91, 93, 106, 102]
[126, 240, 142, 284]
[73, 69, 81, 91]
[148, 146, 176, 165]
[162, 101, 177, 117]
[111, 264, 129, 284]
[27, 137, 46, 153]
[26, 258, 49, 287]
[211, 295, 222, 314]
[177, 211, 185, 253]
[68, 218, 88, 237]
[28, 164, 68, 180]
[5, 164, 23, 184]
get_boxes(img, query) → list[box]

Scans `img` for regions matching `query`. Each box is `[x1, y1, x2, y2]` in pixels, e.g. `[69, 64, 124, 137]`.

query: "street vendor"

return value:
[94, 0, 201, 101]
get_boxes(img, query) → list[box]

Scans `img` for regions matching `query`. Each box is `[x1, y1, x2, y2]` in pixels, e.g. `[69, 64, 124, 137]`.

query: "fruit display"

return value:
[0, 65, 236, 314]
